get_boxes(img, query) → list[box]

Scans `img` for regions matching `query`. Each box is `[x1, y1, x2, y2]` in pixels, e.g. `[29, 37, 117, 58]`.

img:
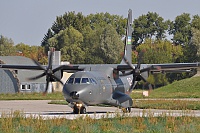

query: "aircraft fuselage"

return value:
[62, 69, 135, 107]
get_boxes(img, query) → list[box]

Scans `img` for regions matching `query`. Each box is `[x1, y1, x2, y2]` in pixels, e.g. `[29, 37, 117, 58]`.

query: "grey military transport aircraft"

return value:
[1, 9, 200, 114]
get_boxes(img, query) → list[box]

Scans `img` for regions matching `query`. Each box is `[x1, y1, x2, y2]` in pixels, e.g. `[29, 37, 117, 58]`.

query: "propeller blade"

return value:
[140, 66, 152, 73]
[32, 60, 46, 70]
[130, 75, 137, 91]
[139, 75, 153, 91]
[138, 75, 147, 82]
[51, 75, 64, 85]
[43, 76, 50, 95]
[123, 56, 135, 70]
[136, 51, 144, 70]
[52, 65, 64, 73]
[48, 51, 53, 69]
[28, 72, 46, 80]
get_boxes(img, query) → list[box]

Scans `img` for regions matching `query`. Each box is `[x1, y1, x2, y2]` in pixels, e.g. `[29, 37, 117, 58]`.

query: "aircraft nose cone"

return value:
[70, 91, 79, 99]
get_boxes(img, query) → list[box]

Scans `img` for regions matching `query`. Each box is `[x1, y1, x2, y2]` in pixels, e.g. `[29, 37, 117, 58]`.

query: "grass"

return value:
[1, 77, 200, 132]
[0, 110, 200, 133]
[0, 92, 63, 100]
[132, 76, 200, 99]
[149, 76, 200, 98]
[133, 99, 200, 110]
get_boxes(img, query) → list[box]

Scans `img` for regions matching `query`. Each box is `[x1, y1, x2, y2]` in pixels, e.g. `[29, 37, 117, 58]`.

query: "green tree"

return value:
[191, 28, 200, 61]
[137, 39, 183, 64]
[48, 26, 83, 50]
[191, 15, 200, 30]
[15, 43, 47, 64]
[61, 44, 85, 64]
[136, 39, 183, 87]
[133, 12, 169, 47]
[0, 35, 16, 56]
[87, 13, 126, 37]
[190, 15, 200, 61]
[41, 29, 54, 53]
[169, 13, 191, 45]
[91, 24, 124, 64]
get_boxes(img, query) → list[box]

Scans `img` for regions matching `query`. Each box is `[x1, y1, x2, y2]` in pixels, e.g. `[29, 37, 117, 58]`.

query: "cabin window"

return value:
[67, 78, 74, 84]
[81, 78, 90, 84]
[74, 78, 81, 84]
[90, 78, 97, 84]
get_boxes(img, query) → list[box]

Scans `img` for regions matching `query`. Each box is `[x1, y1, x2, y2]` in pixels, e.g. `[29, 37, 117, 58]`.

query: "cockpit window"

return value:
[74, 78, 81, 84]
[67, 78, 74, 84]
[90, 78, 97, 84]
[67, 77, 96, 85]
[81, 78, 90, 84]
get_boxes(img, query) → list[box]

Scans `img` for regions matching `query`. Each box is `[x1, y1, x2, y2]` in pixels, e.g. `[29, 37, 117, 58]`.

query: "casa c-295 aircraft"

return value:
[1, 9, 200, 114]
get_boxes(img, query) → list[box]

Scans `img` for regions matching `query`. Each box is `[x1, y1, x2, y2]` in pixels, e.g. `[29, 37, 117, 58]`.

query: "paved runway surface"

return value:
[0, 100, 200, 119]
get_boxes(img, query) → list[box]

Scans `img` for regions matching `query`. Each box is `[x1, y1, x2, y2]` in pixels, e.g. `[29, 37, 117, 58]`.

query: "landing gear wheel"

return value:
[80, 106, 86, 114]
[73, 106, 79, 114]
[73, 105, 86, 114]
[122, 107, 131, 113]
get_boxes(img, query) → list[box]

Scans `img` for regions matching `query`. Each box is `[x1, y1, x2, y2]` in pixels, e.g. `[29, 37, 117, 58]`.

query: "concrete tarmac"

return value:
[0, 100, 200, 119]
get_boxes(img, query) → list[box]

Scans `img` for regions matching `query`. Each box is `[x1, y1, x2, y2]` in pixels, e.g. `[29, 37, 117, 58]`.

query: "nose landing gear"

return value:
[73, 103, 86, 114]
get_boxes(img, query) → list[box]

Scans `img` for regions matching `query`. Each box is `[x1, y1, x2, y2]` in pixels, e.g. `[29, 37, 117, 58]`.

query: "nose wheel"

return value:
[73, 104, 86, 114]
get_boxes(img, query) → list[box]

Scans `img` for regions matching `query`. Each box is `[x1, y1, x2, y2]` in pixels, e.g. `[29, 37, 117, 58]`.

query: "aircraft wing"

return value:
[1, 62, 200, 73]
[116, 62, 200, 73]
[0, 64, 84, 71]
[0, 64, 42, 70]
[149, 63, 200, 73]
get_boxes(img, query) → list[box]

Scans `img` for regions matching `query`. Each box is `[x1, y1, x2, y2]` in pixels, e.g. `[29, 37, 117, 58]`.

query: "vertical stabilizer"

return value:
[121, 9, 133, 64]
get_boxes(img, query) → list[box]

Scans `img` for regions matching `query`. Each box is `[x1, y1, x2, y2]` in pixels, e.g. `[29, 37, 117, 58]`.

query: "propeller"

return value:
[28, 51, 64, 95]
[121, 51, 153, 91]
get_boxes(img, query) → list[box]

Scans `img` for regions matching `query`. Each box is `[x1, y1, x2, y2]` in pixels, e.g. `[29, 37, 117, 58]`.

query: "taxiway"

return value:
[0, 100, 200, 119]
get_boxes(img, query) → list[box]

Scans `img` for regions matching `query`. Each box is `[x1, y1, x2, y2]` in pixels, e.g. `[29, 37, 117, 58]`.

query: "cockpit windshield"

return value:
[67, 78, 74, 84]
[67, 77, 97, 84]
[81, 78, 90, 84]
[74, 78, 81, 84]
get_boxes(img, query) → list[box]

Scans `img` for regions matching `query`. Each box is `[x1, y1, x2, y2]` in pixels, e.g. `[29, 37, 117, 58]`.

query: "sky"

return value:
[0, 0, 200, 46]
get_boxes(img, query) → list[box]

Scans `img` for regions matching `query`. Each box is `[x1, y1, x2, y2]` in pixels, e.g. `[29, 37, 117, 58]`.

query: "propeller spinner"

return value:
[121, 52, 153, 91]
[28, 51, 63, 94]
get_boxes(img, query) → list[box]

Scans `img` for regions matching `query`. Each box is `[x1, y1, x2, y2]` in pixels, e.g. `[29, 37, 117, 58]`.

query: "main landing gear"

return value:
[73, 103, 86, 114]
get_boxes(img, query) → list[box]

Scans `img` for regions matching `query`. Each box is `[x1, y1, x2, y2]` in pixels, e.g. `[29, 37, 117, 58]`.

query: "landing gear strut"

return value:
[73, 103, 86, 114]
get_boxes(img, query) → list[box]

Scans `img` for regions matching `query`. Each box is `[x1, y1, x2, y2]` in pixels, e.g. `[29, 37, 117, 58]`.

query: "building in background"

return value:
[0, 51, 72, 94]
[0, 56, 48, 93]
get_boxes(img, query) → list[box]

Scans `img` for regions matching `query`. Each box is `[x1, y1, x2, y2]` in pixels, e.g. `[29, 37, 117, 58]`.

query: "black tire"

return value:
[122, 107, 131, 113]
[80, 107, 86, 114]
[126, 107, 131, 113]
[73, 106, 80, 114]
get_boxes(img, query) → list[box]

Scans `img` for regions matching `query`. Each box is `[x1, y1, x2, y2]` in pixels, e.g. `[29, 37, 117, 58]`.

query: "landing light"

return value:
[76, 103, 82, 107]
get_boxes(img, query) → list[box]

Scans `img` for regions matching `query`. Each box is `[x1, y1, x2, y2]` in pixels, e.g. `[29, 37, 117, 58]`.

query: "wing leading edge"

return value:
[1, 62, 200, 73]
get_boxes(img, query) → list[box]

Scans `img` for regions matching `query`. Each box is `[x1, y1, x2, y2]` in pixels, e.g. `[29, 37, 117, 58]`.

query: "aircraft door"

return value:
[98, 77, 112, 101]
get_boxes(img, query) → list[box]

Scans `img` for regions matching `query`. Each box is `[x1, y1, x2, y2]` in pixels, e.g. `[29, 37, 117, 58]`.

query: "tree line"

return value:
[1, 11, 200, 88]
